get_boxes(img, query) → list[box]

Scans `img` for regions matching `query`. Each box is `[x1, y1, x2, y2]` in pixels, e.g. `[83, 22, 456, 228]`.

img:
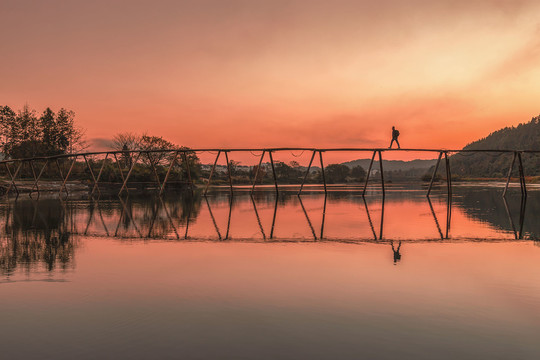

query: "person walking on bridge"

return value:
[389, 126, 400, 149]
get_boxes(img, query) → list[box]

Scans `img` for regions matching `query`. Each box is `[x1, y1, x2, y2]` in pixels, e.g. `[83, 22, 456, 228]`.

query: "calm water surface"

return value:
[1, 184, 540, 359]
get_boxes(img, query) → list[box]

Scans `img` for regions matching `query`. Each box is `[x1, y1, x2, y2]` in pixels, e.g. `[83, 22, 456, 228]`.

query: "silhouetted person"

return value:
[389, 126, 400, 149]
[391, 240, 402, 264]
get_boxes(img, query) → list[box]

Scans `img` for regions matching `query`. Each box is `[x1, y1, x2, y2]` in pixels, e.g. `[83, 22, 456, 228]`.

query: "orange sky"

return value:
[1, 0, 540, 161]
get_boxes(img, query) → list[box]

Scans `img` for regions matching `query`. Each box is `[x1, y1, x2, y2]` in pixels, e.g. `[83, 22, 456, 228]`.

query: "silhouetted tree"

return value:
[442, 115, 540, 178]
[325, 164, 350, 183]
[111, 132, 141, 151]
[351, 165, 366, 181]
[0, 104, 85, 158]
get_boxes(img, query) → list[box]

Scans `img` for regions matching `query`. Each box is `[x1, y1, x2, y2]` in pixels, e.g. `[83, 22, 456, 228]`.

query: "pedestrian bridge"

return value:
[0, 147, 534, 198]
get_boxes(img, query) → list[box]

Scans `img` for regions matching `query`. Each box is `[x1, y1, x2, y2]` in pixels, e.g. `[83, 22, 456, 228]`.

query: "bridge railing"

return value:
[0, 148, 535, 198]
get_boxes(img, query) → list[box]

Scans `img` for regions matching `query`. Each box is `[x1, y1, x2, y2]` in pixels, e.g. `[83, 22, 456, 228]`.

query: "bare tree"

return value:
[111, 132, 141, 151]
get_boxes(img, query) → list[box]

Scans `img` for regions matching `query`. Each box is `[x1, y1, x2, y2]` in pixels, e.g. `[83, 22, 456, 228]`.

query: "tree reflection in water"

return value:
[0, 186, 537, 276]
[1, 199, 76, 276]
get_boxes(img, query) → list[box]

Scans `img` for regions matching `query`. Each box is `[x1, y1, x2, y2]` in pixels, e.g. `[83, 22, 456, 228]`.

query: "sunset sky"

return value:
[2, 0, 540, 161]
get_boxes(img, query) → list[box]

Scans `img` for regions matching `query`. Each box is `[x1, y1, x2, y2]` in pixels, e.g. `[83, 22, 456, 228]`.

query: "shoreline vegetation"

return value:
[2, 104, 540, 194]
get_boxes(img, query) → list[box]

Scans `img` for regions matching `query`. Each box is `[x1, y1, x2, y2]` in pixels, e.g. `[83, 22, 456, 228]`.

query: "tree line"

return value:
[443, 115, 540, 179]
[0, 105, 85, 159]
[0, 105, 369, 189]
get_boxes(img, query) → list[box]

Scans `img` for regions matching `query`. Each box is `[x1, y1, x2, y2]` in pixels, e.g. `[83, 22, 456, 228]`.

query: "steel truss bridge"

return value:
[0, 148, 533, 198]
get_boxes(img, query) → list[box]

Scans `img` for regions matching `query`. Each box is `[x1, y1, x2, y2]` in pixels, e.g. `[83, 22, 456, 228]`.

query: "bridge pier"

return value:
[378, 150, 385, 198]
[30, 159, 49, 197]
[118, 152, 141, 196]
[224, 151, 234, 195]
[444, 152, 452, 198]
[83, 155, 100, 196]
[161, 151, 178, 195]
[502, 151, 527, 198]
[361, 150, 385, 198]
[181, 151, 195, 193]
[362, 151, 376, 196]
[146, 152, 162, 192]
[319, 151, 327, 195]
[320, 194, 327, 239]
[518, 151, 527, 198]
[503, 152, 517, 198]
[298, 150, 316, 195]
[203, 151, 220, 196]
[113, 153, 126, 185]
[0, 147, 534, 199]
[60, 156, 78, 195]
[251, 150, 266, 194]
[268, 150, 279, 195]
[5, 161, 22, 196]
[90, 153, 109, 195]
[427, 152, 443, 197]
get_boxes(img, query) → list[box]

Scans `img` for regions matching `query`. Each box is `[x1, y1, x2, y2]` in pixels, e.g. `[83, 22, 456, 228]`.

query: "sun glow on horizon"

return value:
[2, 0, 540, 159]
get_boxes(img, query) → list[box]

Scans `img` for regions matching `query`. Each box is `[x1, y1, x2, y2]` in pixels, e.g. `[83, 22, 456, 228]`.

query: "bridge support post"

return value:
[204, 151, 221, 196]
[113, 153, 126, 184]
[251, 150, 266, 195]
[319, 150, 327, 194]
[29, 160, 38, 195]
[205, 196, 222, 239]
[378, 150, 385, 198]
[251, 195, 267, 239]
[445, 193, 452, 239]
[55, 159, 64, 193]
[320, 194, 327, 239]
[268, 150, 279, 195]
[91, 153, 109, 196]
[518, 151, 527, 198]
[30, 159, 49, 195]
[427, 196, 444, 239]
[181, 151, 194, 193]
[518, 195, 527, 239]
[160, 151, 179, 195]
[363, 197, 377, 240]
[118, 152, 141, 196]
[60, 156, 78, 195]
[184, 198, 193, 239]
[5, 161, 22, 196]
[427, 151, 443, 197]
[503, 152, 517, 198]
[83, 155, 100, 196]
[379, 195, 385, 239]
[225, 197, 233, 240]
[362, 151, 376, 197]
[270, 196, 278, 239]
[146, 152, 162, 191]
[444, 151, 452, 198]
[224, 151, 234, 195]
[298, 195, 317, 240]
[30, 160, 49, 197]
[298, 150, 316, 196]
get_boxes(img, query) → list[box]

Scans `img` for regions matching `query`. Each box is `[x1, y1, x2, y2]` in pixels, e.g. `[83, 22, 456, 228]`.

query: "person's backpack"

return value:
[394, 129, 400, 137]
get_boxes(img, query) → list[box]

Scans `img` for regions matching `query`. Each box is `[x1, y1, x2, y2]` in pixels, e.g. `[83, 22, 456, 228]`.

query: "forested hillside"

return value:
[450, 115, 540, 178]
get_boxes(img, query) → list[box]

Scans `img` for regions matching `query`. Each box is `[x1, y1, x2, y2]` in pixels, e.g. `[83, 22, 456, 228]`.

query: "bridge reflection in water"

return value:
[0, 186, 537, 276]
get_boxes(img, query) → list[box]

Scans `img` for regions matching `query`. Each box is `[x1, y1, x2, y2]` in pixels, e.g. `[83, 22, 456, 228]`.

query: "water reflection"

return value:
[0, 186, 537, 276]
[0, 199, 76, 276]
[2, 188, 539, 360]
[391, 240, 402, 264]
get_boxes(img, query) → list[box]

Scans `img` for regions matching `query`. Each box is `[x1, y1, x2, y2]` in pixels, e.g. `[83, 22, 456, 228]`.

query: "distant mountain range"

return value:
[342, 159, 437, 172]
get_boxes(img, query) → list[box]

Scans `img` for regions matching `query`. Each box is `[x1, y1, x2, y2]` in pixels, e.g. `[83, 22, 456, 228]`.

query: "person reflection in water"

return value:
[389, 126, 400, 149]
[391, 240, 402, 264]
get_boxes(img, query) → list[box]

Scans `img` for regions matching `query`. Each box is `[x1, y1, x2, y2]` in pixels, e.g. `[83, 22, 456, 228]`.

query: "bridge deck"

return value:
[0, 148, 533, 198]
